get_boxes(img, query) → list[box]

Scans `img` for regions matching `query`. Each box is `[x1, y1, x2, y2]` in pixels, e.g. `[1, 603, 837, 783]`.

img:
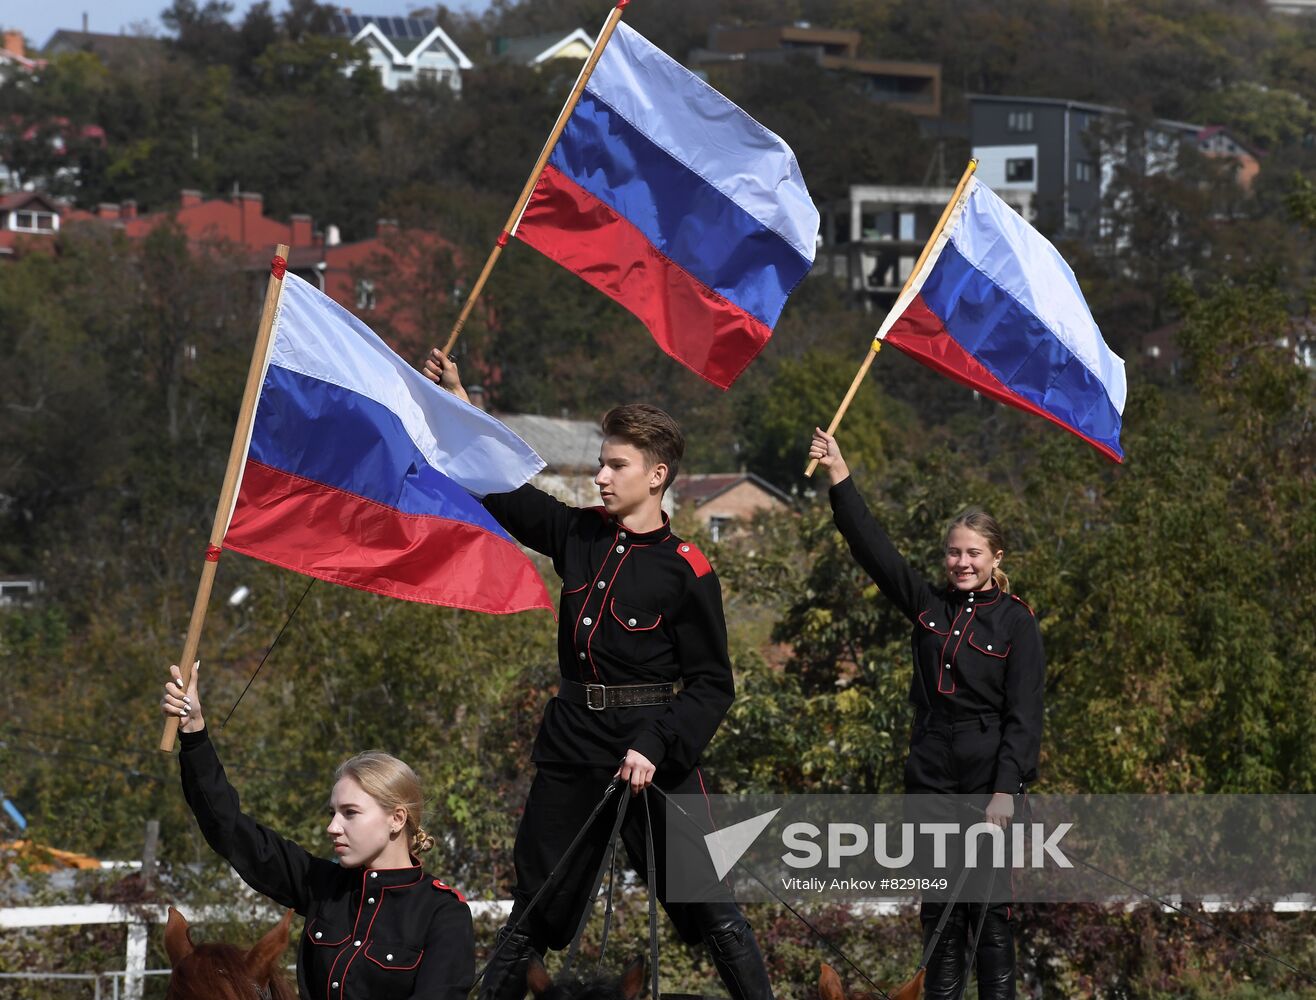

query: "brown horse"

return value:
[526, 954, 646, 1000]
[164, 906, 297, 1000]
[820, 961, 921, 1000]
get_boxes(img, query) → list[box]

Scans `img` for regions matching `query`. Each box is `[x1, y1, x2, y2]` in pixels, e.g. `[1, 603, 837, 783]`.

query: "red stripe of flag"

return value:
[514, 165, 773, 390]
[885, 296, 1124, 464]
[224, 461, 554, 615]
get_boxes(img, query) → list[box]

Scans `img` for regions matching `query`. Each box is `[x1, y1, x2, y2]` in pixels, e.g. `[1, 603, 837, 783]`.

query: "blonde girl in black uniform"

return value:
[809, 429, 1044, 1000]
[161, 664, 475, 1000]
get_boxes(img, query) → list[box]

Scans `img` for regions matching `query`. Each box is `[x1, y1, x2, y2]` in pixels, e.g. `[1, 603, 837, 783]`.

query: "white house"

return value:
[493, 28, 595, 67]
[328, 13, 473, 92]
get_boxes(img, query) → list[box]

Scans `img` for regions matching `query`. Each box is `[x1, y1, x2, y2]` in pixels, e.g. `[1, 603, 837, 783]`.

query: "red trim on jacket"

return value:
[610, 599, 662, 631]
[676, 542, 712, 577]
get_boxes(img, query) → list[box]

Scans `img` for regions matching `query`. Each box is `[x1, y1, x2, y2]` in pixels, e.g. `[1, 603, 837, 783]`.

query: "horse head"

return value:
[819, 961, 922, 1000]
[526, 954, 646, 1000]
[164, 906, 296, 1000]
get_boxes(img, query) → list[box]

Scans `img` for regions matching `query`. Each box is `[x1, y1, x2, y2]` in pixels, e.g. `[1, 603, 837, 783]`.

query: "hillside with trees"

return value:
[1, 1, 1314, 995]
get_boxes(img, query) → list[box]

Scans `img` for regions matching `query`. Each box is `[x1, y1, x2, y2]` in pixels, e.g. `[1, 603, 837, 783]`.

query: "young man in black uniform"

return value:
[425, 350, 773, 1000]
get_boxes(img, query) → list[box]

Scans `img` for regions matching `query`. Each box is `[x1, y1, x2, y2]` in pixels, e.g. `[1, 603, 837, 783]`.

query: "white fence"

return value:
[0, 900, 513, 999]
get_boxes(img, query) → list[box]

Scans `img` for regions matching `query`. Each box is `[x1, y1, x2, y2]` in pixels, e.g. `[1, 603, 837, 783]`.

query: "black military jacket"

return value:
[830, 477, 1044, 792]
[179, 729, 474, 1000]
[482, 484, 734, 773]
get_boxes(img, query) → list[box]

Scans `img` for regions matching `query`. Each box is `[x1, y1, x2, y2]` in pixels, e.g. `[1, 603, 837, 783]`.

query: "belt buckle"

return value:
[585, 683, 607, 711]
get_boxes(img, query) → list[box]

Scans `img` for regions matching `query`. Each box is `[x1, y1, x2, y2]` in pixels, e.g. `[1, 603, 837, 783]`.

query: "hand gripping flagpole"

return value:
[440, 1, 632, 356]
[804, 159, 978, 478]
[159, 244, 291, 752]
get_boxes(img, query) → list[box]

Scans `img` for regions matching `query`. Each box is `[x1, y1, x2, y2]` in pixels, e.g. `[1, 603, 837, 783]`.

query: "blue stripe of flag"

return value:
[921, 242, 1124, 453]
[549, 90, 812, 329]
[249, 365, 513, 540]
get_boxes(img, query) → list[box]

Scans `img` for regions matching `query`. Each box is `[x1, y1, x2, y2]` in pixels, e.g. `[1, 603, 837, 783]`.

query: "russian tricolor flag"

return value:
[877, 176, 1127, 461]
[222, 273, 554, 615]
[514, 22, 819, 390]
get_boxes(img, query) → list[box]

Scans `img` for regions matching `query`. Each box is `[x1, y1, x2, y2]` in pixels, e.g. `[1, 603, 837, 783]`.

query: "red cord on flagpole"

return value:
[160, 242, 292, 753]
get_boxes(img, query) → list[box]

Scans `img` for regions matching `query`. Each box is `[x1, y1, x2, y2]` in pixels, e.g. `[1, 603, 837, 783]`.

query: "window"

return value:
[1075, 160, 1094, 183]
[0, 580, 39, 606]
[1005, 158, 1035, 183]
[708, 515, 733, 543]
[1007, 110, 1034, 132]
[11, 210, 55, 233]
[356, 278, 377, 311]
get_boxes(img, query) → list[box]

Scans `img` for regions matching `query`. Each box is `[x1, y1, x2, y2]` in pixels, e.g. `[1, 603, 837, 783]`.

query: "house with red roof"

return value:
[10, 188, 452, 347]
[0, 29, 45, 82]
[677, 473, 792, 541]
[0, 191, 62, 258]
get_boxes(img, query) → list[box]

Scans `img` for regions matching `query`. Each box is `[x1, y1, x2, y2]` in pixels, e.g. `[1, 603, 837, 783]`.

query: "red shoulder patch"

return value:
[432, 879, 466, 903]
[675, 541, 712, 578]
[1009, 593, 1035, 617]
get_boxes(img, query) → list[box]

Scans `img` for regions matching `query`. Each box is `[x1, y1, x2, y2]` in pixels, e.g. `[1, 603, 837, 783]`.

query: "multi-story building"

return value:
[689, 24, 941, 118]
[816, 183, 1033, 309]
[969, 95, 1258, 237]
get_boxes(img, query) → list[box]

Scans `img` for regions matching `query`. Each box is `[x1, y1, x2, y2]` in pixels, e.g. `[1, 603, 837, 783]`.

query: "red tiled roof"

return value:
[679, 473, 792, 508]
[679, 474, 746, 504]
[0, 191, 60, 212]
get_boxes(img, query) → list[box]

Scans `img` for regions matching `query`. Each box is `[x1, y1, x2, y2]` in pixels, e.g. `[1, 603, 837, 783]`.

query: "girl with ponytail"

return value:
[161, 666, 474, 1000]
[809, 429, 1044, 1000]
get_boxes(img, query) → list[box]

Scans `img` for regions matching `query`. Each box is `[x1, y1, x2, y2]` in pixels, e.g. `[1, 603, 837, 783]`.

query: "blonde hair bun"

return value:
[335, 751, 432, 855]
[412, 828, 436, 854]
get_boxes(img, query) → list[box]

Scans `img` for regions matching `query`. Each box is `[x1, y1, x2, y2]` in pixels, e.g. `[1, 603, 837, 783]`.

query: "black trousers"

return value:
[905, 714, 1016, 1000]
[509, 763, 740, 952]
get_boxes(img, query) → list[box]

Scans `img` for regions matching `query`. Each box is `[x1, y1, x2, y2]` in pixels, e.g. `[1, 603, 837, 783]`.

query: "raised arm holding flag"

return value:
[806, 159, 1127, 473]
[432, 2, 819, 389]
[158, 251, 552, 753]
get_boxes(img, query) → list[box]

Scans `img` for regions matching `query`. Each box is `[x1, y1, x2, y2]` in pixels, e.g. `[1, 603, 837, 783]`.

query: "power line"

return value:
[0, 725, 319, 779]
[0, 741, 168, 785]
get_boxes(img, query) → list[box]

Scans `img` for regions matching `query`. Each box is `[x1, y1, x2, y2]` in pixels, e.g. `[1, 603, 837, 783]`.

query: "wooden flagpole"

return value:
[441, 1, 632, 356]
[804, 159, 978, 478]
[159, 244, 291, 752]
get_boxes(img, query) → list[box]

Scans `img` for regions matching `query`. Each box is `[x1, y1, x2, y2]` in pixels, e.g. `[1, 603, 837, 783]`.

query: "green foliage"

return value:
[2, 4, 1316, 992]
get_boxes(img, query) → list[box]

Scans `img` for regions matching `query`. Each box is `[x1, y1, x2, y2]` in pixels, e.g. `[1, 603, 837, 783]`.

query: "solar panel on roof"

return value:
[329, 12, 437, 40]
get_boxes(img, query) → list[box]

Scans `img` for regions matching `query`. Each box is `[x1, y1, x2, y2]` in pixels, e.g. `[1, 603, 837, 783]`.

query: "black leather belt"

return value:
[919, 710, 1000, 731]
[559, 679, 676, 710]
